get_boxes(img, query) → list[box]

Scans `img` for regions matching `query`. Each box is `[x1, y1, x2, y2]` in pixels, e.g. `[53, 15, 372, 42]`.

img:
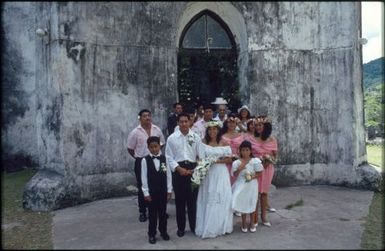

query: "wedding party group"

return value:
[127, 98, 278, 244]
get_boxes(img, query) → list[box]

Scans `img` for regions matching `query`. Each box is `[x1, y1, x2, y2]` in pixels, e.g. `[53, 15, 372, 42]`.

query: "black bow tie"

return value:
[151, 156, 161, 160]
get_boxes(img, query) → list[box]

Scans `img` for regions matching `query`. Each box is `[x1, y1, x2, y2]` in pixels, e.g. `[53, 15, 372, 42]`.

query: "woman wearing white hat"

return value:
[237, 105, 251, 133]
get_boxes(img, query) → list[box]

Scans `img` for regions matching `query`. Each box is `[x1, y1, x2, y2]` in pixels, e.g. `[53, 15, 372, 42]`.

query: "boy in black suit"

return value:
[141, 136, 172, 244]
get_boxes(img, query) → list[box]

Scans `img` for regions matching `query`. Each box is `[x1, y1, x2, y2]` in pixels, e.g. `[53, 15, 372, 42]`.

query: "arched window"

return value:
[178, 10, 240, 111]
[180, 12, 235, 50]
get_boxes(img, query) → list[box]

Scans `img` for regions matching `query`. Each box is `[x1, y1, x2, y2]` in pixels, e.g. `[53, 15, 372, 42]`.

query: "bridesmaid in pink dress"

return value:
[251, 116, 278, 227]
[243, 118, 257, 144]
[220, 113, 245, 185]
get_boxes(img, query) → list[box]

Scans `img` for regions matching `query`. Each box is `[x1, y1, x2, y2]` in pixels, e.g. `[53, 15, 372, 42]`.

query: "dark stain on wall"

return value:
[2, 153, 38, 172]
[1, 32, 29, 128]
[46, 95, 63, 140]
[73, 129, 85, 157]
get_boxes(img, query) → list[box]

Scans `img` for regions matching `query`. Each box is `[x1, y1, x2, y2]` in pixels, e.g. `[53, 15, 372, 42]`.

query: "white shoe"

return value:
[262, 222, 271, 227]
[241, 227, 248, 233]
[268, 208, 276, 213]
[250, 226, 257, 232]
[234, 212, 242, 217]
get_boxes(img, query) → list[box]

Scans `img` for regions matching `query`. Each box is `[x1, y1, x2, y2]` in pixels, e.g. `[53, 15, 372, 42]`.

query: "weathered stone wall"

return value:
[1, 2, 380, 211]
[19, 2, 184, 210]
[235, 2, 378, 189]
[1, 2, 39, 171]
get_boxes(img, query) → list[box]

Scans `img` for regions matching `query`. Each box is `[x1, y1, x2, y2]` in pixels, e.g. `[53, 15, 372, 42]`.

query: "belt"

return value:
[178, 160, 196, 165]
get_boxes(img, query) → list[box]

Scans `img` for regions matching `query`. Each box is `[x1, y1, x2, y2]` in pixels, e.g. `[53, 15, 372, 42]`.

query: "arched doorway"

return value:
[177, 10, 240, 112]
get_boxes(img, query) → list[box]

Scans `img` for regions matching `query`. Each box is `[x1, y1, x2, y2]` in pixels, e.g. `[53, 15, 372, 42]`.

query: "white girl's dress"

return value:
[195, 145, 233, 238]
[231, 158, 263, 214]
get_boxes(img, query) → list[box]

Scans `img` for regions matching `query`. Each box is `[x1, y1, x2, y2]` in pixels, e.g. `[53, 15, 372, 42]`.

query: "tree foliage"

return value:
[364, 83, 384, 138]
[363, 57, 384, 138]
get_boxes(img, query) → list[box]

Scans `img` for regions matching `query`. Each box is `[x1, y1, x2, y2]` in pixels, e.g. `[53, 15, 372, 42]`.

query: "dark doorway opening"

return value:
[177, 10, 240, 112]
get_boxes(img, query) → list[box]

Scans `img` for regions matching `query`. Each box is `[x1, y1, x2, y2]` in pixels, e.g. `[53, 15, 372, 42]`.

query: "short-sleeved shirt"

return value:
[127, 124, 165, 158]
[191, 118, 208, 139]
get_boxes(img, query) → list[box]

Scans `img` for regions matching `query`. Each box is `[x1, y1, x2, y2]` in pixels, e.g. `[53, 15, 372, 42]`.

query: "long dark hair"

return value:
[246, 117, 255, 133]
[254, 116, 272, 141]
[239, 140, 254, 158]
[220, 113, 237, 136]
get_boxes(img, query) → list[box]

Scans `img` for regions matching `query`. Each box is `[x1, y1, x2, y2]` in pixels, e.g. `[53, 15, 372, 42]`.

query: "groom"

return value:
[165, 112, 204, 237]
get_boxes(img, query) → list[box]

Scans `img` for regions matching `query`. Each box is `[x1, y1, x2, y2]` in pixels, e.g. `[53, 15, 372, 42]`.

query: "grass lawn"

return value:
[1, 169, 53, 249]
[361, 191, 385, 250]
[366, 144, 383, 170]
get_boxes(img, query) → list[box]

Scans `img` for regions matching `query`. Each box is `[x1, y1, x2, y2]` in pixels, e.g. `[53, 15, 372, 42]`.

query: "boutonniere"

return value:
[160, 163, 167, 173]
[187, 134, 196, 146]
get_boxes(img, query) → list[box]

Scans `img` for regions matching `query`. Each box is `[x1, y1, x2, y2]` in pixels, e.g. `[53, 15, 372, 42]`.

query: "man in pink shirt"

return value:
[127, 109, 165, 222]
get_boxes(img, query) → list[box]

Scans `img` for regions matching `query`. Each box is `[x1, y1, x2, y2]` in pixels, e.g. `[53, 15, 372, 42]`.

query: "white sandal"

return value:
[262, 221, 271, 227]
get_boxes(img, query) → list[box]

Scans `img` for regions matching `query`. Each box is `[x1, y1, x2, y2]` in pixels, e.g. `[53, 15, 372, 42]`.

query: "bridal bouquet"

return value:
[261, 154, 276, 165]
[191, 156, 218, 189]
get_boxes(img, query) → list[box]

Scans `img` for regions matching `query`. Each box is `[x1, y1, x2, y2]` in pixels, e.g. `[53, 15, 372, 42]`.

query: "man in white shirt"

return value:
[191, 103, 214, 139]
[213, 104, 228, 127]
[165, 112, 204, 237]
[127, 109, 165, 222]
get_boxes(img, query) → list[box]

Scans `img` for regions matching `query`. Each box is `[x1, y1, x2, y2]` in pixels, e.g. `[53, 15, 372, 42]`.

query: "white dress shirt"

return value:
[191, 118, 209, 139]
[141, 153, 172, 197]
[165, 129, 204, 172]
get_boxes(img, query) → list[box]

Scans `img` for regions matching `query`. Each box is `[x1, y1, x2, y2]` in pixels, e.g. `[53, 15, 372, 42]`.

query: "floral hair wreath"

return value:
[205, 120, 222, 128]
[254, 117, 272, 124]
[226, 116, 237, 122]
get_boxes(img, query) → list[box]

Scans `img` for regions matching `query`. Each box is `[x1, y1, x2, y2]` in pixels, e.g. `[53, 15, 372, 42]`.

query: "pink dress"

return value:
[221, 134, 245, 185]
[250, 137, 278, 193]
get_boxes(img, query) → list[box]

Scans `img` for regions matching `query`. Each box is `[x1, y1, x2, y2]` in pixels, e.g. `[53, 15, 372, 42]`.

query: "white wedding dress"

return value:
[195, 144, 233, 238]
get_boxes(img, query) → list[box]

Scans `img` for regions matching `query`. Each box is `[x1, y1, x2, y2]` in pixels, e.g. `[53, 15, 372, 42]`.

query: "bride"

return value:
[195, 120, 234, 238]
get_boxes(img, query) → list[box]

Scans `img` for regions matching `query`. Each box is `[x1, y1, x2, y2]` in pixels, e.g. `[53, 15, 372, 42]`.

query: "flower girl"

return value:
[231, 140, 263, 233]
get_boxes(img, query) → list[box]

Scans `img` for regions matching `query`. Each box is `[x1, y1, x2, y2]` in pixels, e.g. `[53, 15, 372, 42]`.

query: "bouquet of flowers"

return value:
[191, 156, 218, 189]
[261, 154, 276, 165]
[244, 170, 253, 182]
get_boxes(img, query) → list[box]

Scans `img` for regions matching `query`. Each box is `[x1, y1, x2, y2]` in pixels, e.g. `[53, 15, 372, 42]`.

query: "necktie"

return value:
[151, 156, 161, 160]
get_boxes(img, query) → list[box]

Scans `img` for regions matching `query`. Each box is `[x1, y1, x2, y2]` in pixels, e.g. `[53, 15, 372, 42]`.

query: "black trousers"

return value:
[134, 157, 147, 214]
[172, 161, 198, 232]
[148, 193, 168, 237]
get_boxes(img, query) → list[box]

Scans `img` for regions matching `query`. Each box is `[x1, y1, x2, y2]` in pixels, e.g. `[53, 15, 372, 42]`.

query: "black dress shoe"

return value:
[176, 230, 185, 237]
[161, 233, 170, 241]
[148, 236, 156, 244]
[139, 213, 147, 222]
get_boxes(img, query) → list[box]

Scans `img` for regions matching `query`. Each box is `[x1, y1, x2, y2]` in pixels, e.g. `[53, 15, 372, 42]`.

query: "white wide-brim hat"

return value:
[211, 97, 228, 105]
[237, 105, 250, 114]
